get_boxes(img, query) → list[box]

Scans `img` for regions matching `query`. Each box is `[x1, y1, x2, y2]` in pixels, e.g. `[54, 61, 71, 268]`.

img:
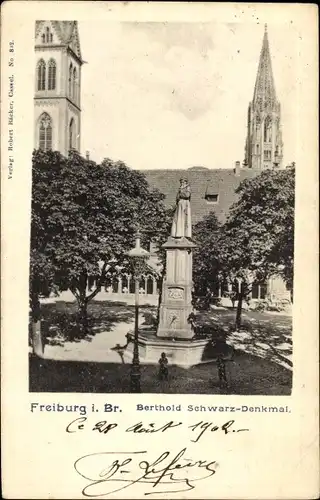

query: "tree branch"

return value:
[86, 261, 108, 302]
[70, 285, 80, 300]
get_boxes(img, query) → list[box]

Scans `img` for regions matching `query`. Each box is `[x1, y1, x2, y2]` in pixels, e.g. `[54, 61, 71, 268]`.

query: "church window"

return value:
[256, 144, 259, 154]
[69, 118, 75, 150]
[39, 113, 52, 151]
[146, 276, 153, 295]
[264, 150, 271, 160]
[129, 278, 136, 294]
[42, 27, 53, 43]
[255, 115, 261, 132]
[264, 117, 272, 143]
[37, 59, 46, 90]
[252, 284, 259, 299]
[68, 63, 73, 97]
[252, 282, 267, 300]
[46, 27, 51, 43]
[73, 67, 77, 102]
[260, 283, 267, 299]
[264, 121, 267, 142]
[48, 59, 56, 90]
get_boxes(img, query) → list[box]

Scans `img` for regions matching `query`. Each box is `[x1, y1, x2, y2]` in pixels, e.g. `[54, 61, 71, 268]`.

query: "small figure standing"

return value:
[158, 352, 169, 381]
[217, 356, 228, 393]
[213, 337, 231, 393]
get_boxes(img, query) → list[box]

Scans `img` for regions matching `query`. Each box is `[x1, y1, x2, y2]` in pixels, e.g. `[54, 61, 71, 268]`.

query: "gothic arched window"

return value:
[146, 276, 153, 294]
[37, 59, 46, 91]
[46, 27, 50, 43]
[48, 59, 56, 90]
[69, 118, 75, 150]
[264, 117, 272, 143]
[68, 63, 73, 97]
[42, 27, 53, 44]
[73, 67, 77, 102]
[256, 115, 261, 130]
[39, 113, 52, 151]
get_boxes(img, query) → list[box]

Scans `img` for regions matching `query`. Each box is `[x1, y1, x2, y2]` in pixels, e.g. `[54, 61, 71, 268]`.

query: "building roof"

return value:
[35, 21, 82, 61]
[143, 166, 260, 223]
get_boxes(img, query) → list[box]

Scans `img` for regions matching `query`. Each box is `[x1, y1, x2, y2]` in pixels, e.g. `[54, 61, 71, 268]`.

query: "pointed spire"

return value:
[253, 24, 277, 107]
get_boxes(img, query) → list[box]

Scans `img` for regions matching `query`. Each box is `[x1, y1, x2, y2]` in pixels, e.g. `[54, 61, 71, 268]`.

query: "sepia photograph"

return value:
[2, 3, 319, 499]
[29, 20, 295, 396]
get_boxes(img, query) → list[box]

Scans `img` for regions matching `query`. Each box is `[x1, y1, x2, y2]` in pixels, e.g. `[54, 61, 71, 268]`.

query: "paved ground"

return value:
[29, 301, 292, 395]
[43, 318, 133, 363]
[208, 307, 292, 370]
[36, 305, 292, 369]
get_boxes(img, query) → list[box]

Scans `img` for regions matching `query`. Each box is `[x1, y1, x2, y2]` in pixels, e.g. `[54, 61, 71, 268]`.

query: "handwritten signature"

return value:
[74, 448, 218, 497]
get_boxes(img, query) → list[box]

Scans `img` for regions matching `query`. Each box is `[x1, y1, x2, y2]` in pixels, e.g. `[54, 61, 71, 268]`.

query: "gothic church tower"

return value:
[245, 25, 283, 169]
[34, 21, 83, 156]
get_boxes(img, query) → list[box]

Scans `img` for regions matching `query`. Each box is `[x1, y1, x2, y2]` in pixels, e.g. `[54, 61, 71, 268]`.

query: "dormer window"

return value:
[205, 194, 219, 204]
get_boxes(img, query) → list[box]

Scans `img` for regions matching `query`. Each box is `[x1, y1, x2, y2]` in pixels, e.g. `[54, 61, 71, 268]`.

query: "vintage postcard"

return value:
[1, 1, 319, 498]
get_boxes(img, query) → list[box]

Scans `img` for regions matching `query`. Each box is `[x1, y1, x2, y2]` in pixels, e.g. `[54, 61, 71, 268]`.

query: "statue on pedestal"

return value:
[171, 178, 192, 239]
[156, 179, 196, 340]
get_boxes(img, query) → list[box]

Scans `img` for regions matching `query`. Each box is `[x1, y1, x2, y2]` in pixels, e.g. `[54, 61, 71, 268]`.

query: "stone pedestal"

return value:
[157, 236, 197, 340]
[126, 328, 209, 367]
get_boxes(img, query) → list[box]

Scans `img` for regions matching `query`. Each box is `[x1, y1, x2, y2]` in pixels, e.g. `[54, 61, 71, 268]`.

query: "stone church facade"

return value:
[34, 22, 291, 306]
[34, 21, 82, 155]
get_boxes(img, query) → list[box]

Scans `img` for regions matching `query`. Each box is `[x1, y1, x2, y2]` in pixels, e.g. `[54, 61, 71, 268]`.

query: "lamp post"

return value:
[127, 231, 150, 393]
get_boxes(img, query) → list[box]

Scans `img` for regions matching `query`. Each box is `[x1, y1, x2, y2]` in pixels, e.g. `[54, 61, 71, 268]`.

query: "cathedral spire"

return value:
[253, 23, 277, 108]
[244, 25, 283, 170]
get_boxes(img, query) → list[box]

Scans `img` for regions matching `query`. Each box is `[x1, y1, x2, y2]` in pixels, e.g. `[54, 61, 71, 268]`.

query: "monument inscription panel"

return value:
[167, 287, 184, 300]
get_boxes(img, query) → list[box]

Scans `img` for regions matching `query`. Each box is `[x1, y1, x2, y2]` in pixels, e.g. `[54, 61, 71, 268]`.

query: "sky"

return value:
[79, 21, 299, 170]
